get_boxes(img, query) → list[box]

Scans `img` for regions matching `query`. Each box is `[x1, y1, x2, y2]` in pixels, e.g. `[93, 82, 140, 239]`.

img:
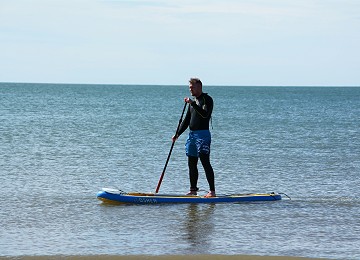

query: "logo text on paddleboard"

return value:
[137, 198, 158, 204]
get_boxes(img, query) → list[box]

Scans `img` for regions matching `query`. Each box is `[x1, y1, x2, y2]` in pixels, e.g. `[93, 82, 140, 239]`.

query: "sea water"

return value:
[0, 83, 359, 259]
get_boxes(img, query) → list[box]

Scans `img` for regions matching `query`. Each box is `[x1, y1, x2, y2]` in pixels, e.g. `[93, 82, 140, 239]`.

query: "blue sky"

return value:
[0, 0, 359, 86]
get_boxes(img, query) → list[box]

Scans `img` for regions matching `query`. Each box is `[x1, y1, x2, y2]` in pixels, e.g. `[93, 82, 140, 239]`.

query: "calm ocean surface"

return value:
[0, 83, 359, 259]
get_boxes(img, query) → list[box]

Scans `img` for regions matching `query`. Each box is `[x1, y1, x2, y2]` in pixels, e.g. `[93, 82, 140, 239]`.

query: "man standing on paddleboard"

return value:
[172, 78, 216, 198]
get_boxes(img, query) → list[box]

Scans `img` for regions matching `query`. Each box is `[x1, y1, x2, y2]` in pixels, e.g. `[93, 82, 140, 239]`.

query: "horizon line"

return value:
[1, 81, 359, 88]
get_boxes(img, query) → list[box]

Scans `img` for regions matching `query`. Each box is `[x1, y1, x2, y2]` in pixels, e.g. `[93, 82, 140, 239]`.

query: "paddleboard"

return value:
[97, 188, 282, 204]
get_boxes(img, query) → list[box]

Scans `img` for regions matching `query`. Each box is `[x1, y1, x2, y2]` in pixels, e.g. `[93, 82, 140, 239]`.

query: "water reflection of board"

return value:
[97, 188, 282, 204]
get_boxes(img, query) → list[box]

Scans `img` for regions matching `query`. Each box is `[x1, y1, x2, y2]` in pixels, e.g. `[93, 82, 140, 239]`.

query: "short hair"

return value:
[189, 78, 202, 88]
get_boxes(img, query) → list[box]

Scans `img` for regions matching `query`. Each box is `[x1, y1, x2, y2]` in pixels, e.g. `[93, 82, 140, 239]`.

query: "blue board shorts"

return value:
[185, 130, 211, 157]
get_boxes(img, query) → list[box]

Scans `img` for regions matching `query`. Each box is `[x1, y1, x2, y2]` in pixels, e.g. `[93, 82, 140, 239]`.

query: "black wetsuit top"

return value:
[177, 93, 213, 137]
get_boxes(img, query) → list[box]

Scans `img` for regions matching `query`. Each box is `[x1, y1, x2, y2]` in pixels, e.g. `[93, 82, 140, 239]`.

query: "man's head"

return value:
[189, 78, 202, 97]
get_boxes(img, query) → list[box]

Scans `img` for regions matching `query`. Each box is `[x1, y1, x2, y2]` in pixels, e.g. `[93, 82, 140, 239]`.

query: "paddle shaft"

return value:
[155, 102, 187, 193]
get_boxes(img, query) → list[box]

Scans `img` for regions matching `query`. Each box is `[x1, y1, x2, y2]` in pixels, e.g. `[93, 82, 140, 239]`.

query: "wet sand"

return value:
[0, 255, 327, 260]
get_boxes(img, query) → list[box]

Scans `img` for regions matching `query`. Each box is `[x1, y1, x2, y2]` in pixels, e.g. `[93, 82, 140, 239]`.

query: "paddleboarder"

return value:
[172, 78, 216, 197]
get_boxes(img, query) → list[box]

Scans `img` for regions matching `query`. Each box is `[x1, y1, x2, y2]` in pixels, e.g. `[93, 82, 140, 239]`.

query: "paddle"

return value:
[155, 102, 188, 193]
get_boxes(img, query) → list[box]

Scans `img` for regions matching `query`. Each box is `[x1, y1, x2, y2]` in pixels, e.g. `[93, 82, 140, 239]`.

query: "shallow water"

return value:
[0, 83, 359, 259]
